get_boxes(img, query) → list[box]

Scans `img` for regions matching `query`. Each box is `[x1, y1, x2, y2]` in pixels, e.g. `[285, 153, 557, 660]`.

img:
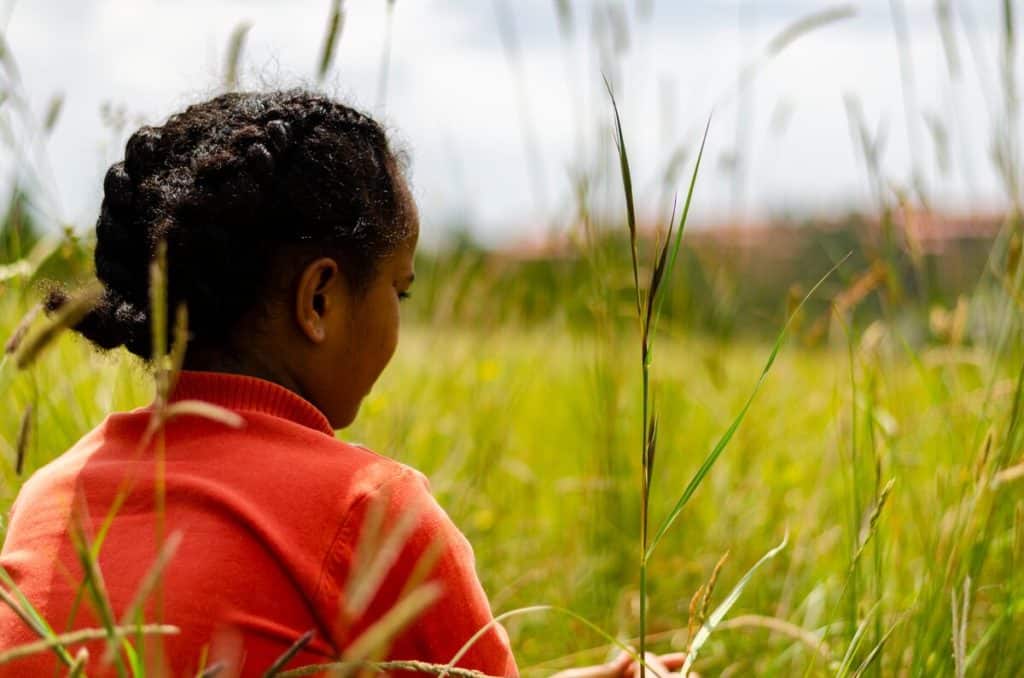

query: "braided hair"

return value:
[48, 90, 413, 359]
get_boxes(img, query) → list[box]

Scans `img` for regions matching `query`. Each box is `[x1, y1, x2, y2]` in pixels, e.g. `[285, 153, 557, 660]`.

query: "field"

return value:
[4, 1, 1024, 675]
[3, 269, 1024, 675]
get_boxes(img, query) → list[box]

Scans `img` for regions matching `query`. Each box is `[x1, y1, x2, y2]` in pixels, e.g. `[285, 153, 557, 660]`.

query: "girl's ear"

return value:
[295, 257, 342, 343]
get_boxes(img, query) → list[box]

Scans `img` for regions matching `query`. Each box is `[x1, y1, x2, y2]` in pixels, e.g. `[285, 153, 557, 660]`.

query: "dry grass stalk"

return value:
[396, 537, 445, 602]
[163, 401, 244, 429]
[197, 661, 227, 677]
[137, 399, 244, 454]
[699, 551, 730, 625]
[167, 302, 189, 394]
[807, 262, 888, 343]
[850, 478, 895, 571]
[280, 660, 493, 678]
[685, 550, 729, 654]
[950, 576, 971, 678]
[991, 461, 1024, 488]
[67, 647, 88, 677]
[150, 241, 170, 399]
[102, 531, 184, 665]
[263, 629, 316, 678]
[717, 614, 832, 661]
[339, 491, 415, 622]
[224, 21, 252, 90]
[11, 282, 102, 369]
[973, 429, 994, 482]
[0, 624, 178, 664]
[680, 534, 789, 676]
[3, 301, 40, 355]
[13, 404, 31, 475]
[685, 585, 703, 650]
[334, 582, 443, 678]
[344, 503, 422, 619]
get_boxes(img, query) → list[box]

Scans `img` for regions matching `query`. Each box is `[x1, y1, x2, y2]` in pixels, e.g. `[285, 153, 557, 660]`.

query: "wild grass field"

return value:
[3, 272, 1024, 675]
[3, 0, 1024, 676]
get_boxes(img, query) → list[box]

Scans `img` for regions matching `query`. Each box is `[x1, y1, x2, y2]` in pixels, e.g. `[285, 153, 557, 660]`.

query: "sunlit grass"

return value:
[2, 279, 1023, 674]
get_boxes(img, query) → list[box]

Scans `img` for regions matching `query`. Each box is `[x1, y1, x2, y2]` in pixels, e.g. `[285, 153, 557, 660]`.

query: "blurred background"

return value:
[1, 0, 1016, 335]
[4, 1, 1024, 676]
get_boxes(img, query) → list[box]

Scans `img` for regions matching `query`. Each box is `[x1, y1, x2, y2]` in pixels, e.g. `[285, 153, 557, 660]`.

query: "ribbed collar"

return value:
[169, 370, 335, 436]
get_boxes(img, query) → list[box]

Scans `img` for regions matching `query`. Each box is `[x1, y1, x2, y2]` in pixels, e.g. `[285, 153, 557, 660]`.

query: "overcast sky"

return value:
[0, 0, 1015, 245]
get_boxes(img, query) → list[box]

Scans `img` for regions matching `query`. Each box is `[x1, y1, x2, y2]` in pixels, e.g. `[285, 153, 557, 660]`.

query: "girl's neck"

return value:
[183, 343, 304, 398]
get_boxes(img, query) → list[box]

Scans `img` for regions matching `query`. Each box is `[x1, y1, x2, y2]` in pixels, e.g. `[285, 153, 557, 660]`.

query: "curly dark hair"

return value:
[48, 89, 413, 359]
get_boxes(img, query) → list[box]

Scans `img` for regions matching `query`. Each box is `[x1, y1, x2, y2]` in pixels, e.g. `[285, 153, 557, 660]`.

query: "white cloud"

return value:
[0, 0, 1014, 245]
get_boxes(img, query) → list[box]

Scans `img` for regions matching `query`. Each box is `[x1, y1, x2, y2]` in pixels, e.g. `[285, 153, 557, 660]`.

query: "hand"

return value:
[623, 652, 691, 678]
[551, 650, 696, 678]
[548, 651, 632, 678]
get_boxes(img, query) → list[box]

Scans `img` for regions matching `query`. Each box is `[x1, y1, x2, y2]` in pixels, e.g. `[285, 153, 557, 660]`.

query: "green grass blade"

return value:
[851, 614, 906, 677]
[0, 566, 74, 666]
[651, 117, 710, 339]
[680, 532, 789, 675]
[103, 530, 183, 665]
[849, 478, 895, 573]
[69, 518, 127, 677]
[604, 75, 643, 319]
[122, 638, 142, 676]
[646, 254, 850, 561]
[836, 601, 883, 677]
[317, 0, 345, 82]
[440, 605, 639, 677]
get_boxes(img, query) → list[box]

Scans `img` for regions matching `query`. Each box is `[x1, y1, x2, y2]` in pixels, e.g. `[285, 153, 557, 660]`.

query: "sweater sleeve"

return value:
[318, 466, 518, 677]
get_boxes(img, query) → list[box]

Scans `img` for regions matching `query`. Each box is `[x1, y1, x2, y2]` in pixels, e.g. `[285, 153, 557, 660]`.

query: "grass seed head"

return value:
[12, 282, 102, 369]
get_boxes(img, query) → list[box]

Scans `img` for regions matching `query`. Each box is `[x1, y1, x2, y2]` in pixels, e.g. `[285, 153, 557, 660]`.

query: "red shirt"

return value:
[0, 371, 517, 677]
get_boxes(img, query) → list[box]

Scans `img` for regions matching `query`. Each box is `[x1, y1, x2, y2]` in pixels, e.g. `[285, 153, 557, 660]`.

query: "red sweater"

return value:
[0, 371, 517, 677]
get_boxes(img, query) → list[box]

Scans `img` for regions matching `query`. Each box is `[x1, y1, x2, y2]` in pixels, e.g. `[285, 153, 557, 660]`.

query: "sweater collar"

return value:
[169, 370, 335, 436]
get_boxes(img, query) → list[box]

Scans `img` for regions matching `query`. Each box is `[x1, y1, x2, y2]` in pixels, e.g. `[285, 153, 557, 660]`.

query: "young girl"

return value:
[0, 89, 518, 676]
[0, 90, 678, 678]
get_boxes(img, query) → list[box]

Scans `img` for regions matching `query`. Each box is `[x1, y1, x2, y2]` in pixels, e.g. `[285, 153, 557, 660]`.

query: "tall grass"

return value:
[2, 0, 1024, 676]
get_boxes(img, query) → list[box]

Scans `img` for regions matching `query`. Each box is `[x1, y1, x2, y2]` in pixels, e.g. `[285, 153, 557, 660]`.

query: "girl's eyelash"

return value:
[398, 291, 411, 301]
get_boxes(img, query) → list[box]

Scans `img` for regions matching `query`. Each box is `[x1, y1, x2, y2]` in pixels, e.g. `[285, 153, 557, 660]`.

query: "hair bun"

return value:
[47, 286, 150, 354]
[103, 163, 134, 211]
[124, 127, 163, 177]
[266, 119, 290, 154]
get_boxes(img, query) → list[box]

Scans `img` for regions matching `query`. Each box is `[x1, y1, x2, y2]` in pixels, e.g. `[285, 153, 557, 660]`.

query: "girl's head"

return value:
[52, 89, 418, 428]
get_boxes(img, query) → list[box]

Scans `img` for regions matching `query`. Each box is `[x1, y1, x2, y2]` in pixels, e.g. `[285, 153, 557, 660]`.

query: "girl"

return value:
[0, 90, 514, 676]
[0, 90, 678, 678]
